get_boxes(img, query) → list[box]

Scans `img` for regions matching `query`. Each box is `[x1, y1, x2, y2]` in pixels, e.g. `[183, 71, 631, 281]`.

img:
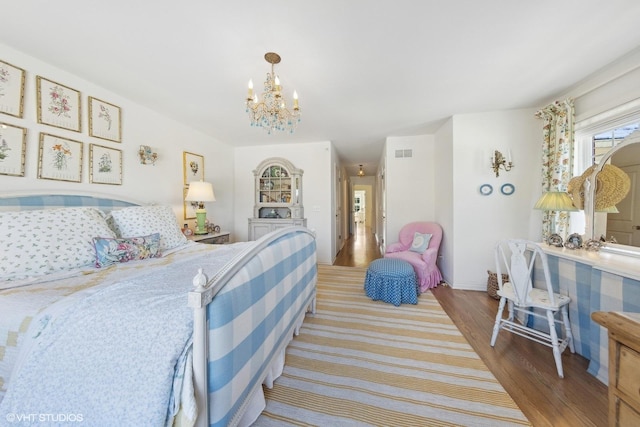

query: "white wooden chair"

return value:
[490, 239, 575, 378]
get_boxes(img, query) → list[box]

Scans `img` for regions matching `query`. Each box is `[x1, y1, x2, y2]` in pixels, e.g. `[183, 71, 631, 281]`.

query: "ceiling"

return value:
[2, 1, 640, 177]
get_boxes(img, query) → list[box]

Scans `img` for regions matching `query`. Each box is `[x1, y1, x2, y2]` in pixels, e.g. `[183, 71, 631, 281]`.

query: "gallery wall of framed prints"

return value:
[0, 57, 125, 185]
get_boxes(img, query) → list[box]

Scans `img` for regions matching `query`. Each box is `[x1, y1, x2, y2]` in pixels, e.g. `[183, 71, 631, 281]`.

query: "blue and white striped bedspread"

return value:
[207, 231, 317, 427]
[0, 243, 249, 427]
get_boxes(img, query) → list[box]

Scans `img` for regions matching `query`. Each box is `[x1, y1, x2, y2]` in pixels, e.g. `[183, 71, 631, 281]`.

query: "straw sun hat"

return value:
[567, 164, 631, 210]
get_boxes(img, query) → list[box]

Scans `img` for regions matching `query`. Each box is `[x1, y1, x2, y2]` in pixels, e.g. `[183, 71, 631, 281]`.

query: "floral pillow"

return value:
[110, 205, 187, 250]
[93, 233, 161, 268]
[0, 207, 116, 283]
[409, 232, 432, 254]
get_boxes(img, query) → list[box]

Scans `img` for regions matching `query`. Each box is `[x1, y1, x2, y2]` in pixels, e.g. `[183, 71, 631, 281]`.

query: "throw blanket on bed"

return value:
[0, 243, 249, 427]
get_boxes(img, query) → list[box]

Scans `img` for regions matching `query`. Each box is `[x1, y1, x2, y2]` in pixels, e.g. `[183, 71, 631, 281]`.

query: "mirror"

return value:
[586, 130, 640, 250]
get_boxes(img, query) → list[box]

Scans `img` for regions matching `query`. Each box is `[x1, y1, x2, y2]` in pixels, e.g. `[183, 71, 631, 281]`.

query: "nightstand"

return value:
[187, 231, 230, 244]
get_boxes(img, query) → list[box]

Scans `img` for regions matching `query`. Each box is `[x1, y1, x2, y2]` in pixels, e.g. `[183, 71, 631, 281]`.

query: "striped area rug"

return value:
[253, 265, 530, 426]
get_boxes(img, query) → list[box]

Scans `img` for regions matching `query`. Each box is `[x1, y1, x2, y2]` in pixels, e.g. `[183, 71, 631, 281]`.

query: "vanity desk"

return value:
[536, 245, 640, 384]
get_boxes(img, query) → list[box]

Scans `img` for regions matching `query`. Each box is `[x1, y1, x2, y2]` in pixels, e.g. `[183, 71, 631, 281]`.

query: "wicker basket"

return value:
[487, 270, 509, 300]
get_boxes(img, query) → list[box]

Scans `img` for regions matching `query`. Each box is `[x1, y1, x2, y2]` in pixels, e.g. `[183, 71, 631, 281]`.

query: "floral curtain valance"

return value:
[535, 98, 575, 241]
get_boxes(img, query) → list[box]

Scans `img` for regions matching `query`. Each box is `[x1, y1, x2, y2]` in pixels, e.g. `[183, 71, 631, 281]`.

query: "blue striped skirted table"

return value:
[364, 258, 418, 306]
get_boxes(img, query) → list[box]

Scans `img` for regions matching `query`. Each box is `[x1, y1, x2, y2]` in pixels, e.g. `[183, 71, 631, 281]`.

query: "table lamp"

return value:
[185, 181, 216, 235]
[534, 191, 578, 242]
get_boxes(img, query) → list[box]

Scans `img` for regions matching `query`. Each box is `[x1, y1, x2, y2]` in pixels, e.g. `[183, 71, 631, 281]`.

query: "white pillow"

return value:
[409, 232, 432, 254]
[0, 207, 116, 282]
[110, 205, 187, 251]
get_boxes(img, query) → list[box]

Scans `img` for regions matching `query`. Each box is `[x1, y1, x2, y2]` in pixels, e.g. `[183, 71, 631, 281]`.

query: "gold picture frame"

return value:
[183, 186, 197, 220]
[36, 76, 81, 132]
[38, 133, 83, 182]
[89, 96, 122, 142]
[0, 122, 27, 176]
[90, 143, 123, 185]
[183, 151, 204, 185]
[0, 59, 26, 118]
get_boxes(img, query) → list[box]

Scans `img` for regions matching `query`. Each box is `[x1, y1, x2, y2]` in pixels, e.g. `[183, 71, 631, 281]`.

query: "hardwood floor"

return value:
[333, 227, 608, 427]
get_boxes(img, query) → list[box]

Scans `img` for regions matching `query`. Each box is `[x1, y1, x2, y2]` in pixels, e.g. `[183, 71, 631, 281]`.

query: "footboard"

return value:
[188, 226, 317, 427]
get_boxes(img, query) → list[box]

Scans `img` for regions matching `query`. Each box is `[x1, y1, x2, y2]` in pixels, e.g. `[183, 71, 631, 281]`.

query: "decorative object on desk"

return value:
[205, 222, 220, 234]
[567, 164, 631, 210]
[0, 122, 27, 177]
[246, 52, 300, 134]
[500, 183, 515, 195]
[534, 191, 578, 244]
[185, 180, 216, 235]
[182, 151, 204, 185]
[479, 183, 493, 196]
[89, 144, 122, 185]
[564, 233, 583, 249]
[138, 145, 158, 165]
[38, 133, 82, 182]
[182, 223, 193, 236]
[0, 59, 26, 118]
[36, 76, 81, 132]
[88, 96, 122, 142]
[490, 149, 513, 177]
[548, 233, 564, 247]
[584, 239, 602, 251]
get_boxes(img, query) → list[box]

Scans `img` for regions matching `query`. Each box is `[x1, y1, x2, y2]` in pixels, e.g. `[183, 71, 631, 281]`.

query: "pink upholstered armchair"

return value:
[384, 222, 443, 292]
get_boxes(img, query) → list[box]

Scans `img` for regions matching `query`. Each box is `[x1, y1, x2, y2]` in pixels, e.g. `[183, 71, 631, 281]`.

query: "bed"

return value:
[0, 194, 317, 427]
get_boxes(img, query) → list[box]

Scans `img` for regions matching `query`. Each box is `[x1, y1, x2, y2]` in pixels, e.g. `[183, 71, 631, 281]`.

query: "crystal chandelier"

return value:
[246, 52, 300, 134]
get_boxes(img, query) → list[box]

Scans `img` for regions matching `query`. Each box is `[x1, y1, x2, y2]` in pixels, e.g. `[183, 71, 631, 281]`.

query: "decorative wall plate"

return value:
[501, 183, 515, 195]
[479, 184, 493, 196]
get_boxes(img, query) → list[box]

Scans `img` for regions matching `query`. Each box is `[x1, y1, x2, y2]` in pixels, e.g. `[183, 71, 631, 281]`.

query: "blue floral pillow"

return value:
[93, 233, 161, 268]
[409, 232, 432, 254]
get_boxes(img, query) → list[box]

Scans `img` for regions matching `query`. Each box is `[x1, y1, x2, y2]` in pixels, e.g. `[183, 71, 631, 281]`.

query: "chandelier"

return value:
[358, 165, 365, 177]
[246, 52, 300, 134]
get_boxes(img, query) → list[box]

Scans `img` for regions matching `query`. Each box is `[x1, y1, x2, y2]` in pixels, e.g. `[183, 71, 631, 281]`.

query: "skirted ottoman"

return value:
[364, 258, 418, 306]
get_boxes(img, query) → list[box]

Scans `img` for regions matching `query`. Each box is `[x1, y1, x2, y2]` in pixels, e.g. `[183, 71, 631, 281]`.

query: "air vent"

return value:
[395, 149, 413, 158]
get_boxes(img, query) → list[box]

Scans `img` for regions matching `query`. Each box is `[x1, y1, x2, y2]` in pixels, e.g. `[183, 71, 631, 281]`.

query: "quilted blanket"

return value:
[0, 242, 249, 426]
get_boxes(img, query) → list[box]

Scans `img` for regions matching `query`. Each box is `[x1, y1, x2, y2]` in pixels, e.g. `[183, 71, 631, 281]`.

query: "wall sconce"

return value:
[491, 149, 513, 177]
[138, 145, 158, 165]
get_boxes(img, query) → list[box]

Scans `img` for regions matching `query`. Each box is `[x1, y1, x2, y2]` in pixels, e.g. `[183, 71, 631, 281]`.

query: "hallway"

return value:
[333, 223, 382, 267]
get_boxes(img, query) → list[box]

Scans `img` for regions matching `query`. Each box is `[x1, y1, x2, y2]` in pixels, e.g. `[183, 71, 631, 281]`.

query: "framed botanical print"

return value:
[0, 122, 27, 176]
[38, 133, 82, 182]
[183, 151, 204, 185]
[90, 144, 122, 185]
[89, 96, 122, 142]
[0, 59, 26, 118]
[36, 76, 81, 132]
[183, 186, 197, 220]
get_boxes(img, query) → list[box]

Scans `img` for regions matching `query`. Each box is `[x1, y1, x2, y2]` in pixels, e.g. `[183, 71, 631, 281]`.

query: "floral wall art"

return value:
[0, 122, 27, 176]
[38, 133, 82, 182]
[90, 144, 122, 185]
[36, 76, 81, 132]
[0, 59, 25, 117]
[89, 96, 121, 142]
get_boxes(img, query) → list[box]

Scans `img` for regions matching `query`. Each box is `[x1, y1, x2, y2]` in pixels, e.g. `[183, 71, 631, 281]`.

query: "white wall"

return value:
[384, 135, 436, 242]
[434, 118, 454, 285]
[233, 141, 333, 263]
[0, 42, 234, 230]
[447, 109, 540, 290]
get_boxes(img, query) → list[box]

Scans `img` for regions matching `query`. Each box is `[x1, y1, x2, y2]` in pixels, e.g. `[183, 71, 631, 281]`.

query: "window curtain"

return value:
[535, 99, 575, 242]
